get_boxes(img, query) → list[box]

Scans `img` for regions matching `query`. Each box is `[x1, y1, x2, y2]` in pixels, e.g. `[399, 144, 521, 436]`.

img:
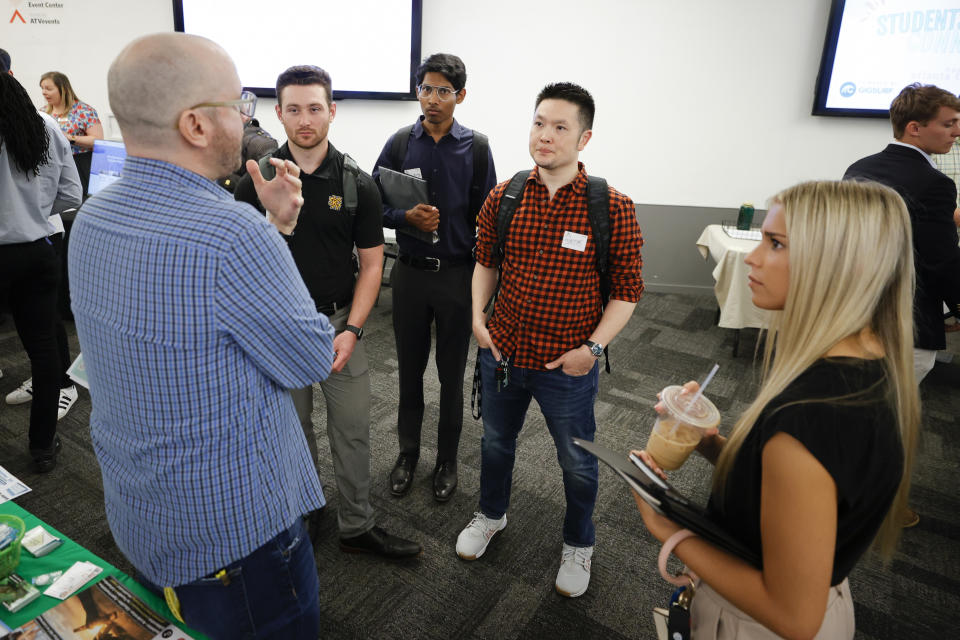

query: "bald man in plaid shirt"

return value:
[456, 82, 643, 598]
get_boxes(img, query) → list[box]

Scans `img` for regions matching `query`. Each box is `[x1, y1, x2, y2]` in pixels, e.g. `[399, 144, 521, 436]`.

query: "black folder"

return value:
[573, 437, 761, 567]
[377, 165, 438, 245]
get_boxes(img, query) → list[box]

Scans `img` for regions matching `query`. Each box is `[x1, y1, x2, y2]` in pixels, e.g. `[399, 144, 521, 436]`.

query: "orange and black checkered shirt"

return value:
[475, 163, 644, 370]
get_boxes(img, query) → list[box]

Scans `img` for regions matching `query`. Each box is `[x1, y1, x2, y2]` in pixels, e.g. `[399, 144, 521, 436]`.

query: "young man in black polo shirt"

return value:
[235, 65, 420, 559]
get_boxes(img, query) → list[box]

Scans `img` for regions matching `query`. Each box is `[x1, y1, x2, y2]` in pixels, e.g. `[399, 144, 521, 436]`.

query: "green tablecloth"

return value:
[0, 501, 208, 639]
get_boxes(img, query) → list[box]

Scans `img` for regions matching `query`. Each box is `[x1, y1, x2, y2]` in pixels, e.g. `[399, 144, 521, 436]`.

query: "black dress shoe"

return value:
[339, 526, 422, 559]
[31, 436, 62, 474]
[390, 455, 417, 496]
[432, 461, 458, 503]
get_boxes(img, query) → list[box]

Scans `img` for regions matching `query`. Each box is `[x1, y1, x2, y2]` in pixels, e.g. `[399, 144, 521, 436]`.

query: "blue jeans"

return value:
[142, 517, 320, 640]
[478, 348, 600, 547]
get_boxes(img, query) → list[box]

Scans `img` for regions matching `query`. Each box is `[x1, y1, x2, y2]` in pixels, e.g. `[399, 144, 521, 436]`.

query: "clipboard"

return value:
[573, 437, 761, 567]
[377, 166, 438, 244]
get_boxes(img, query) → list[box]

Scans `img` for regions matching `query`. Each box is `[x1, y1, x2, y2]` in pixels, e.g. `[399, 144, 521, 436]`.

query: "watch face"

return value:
[589, 343, 603, 357]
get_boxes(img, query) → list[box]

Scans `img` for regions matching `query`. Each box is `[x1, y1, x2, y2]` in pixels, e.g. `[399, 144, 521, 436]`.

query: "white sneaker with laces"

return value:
[6, 377, 32, 405]
[555, 543, 593, 597]
[58, 385, 78, 420]
[456, 512, 506, 560]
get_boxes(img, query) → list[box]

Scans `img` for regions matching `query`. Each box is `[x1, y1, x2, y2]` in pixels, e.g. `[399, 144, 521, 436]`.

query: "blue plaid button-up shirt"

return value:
[69, 157, 334, 586]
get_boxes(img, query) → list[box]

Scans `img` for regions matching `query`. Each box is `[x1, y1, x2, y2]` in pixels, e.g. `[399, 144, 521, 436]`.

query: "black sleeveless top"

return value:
[707, 358, 903, 585]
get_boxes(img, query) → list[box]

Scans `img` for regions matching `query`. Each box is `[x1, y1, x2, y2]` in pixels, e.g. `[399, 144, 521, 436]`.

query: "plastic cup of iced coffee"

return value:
[644, 385, 721, 470]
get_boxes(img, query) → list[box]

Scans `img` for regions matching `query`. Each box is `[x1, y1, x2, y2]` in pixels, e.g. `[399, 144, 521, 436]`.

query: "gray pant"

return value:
[291, 306, 375, 538]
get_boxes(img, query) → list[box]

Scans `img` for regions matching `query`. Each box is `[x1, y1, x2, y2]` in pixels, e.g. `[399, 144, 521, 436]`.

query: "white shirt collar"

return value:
[890, 140, 938, 169]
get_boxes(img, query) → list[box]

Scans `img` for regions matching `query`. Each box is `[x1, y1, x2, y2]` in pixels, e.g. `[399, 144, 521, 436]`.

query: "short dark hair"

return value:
[276, 65, 332, 105]
[415, 53, 466, 91]
[535, 82, 594, 132]
[0, 48, 10, 73]
[889, 83, 960, 138]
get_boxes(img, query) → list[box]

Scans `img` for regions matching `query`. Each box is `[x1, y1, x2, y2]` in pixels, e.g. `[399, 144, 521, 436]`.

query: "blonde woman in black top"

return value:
[635, 180, 919, 639]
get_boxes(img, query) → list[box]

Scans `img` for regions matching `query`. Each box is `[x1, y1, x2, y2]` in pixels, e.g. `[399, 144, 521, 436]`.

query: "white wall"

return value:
[1, 0, 892, 208]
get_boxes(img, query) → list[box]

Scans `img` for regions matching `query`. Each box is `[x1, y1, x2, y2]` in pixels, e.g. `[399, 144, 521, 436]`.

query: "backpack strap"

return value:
[482, 170, 532, 313]
[341, 153, 360, 215]
[585, 176, 610, 296]
[585, 175, 612, 373]
[494, 170, 532, 262]
[389, 124, 414, 169]
[468, 131, 490, 219]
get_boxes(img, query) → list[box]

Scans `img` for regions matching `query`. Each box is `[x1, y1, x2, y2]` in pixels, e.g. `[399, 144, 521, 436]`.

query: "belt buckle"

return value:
[425, 257, 440, 272]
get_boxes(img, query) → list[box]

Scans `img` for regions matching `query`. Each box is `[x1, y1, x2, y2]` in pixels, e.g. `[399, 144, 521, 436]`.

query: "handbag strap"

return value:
[658, 528, 699, 587]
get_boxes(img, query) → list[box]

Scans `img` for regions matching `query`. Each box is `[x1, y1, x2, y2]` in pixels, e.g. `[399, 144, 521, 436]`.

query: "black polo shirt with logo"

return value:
[235, 141, 384, 308]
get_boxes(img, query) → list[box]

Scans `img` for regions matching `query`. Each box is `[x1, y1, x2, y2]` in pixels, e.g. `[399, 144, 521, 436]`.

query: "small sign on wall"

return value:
[8, 1, 67, 27]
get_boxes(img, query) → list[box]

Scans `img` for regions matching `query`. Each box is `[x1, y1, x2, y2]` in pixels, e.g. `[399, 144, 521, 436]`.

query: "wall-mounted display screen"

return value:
[173, 0, 422, 100]
[813, 0, 960, 117]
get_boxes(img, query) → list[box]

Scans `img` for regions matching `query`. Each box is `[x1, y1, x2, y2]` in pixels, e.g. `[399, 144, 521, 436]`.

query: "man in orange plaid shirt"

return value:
[456, 82, 644, 598]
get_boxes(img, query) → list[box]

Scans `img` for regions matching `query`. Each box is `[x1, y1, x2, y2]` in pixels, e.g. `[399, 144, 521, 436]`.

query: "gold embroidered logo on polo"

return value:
[328, 195, 343, 211]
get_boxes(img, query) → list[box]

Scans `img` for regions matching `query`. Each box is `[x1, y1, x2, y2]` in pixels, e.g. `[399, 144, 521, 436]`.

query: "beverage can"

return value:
[736, 202, 755, 231]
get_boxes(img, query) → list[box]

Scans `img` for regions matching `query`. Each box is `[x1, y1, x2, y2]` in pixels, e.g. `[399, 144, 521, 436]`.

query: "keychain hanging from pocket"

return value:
[495, 355, 510, 391]
[666, 576, 695, 640]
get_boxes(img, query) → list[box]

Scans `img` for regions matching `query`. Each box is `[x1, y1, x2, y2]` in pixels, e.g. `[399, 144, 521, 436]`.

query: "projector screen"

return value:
[813, 0, 960, 117]
[173, 0, 421, 100]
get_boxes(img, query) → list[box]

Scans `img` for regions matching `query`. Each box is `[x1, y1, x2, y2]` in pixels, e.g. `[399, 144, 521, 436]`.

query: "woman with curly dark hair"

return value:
[0, 71, 82, 472]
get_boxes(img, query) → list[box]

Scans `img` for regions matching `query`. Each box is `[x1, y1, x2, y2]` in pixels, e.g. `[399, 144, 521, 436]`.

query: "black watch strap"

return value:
[345, 324, 364, 340]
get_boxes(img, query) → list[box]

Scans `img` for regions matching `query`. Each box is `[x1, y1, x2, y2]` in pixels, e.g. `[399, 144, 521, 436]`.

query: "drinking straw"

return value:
[688, 363, 719, 409]
[669, 363, 720, 436]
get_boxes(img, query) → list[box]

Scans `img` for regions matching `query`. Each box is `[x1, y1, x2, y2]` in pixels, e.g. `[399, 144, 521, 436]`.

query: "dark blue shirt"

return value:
[373, 117, 496, 260]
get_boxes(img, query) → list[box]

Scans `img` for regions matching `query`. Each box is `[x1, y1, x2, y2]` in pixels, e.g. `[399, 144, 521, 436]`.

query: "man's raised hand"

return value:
[248, 158, 303, 235]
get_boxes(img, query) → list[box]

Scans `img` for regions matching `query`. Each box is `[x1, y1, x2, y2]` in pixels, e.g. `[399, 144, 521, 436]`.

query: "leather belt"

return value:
[317, 297, 352, 316]
[398, 253, 473, 272]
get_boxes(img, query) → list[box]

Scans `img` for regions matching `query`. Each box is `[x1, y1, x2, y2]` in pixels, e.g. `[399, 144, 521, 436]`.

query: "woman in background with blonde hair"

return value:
[40, 71, 103, 153]
[40, 71, 102, 196]
[635, 180, 919, 639]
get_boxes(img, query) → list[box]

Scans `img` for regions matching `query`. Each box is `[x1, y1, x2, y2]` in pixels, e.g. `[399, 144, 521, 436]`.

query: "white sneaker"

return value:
[58, 385, 78, 420]
[5, 378, 32, 405]
[456, 512, 506, 560]
[555, 543, 593, 598]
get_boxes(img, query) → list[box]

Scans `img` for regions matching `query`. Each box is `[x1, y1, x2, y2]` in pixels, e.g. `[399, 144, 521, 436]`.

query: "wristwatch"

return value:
[584, 340, 603, 358]
[345, 324, 364, 340]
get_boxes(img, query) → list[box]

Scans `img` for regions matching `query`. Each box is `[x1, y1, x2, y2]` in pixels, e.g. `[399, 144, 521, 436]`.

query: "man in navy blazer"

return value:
[844, 83, 960, 383]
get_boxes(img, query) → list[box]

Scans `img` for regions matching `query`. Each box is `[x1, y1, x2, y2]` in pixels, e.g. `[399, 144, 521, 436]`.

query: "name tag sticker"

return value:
[404, 168, 423, 179]
[561, 231, 588, 252]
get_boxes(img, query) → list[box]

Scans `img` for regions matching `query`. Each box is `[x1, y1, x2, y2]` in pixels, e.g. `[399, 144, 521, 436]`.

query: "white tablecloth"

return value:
[695, 225, 768, 330]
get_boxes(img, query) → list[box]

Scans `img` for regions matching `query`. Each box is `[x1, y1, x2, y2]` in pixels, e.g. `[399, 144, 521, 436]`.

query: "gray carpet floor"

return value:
[1, 287, 957, 639]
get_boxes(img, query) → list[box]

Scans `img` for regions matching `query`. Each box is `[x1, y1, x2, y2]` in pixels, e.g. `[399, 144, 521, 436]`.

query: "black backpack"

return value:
[388, 124, 490, 219]
[486, 169, 613, 372]
[258, 153, 362, 215]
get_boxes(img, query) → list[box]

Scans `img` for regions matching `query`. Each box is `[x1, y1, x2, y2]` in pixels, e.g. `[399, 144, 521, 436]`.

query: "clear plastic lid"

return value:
[659, 385, 721, 430]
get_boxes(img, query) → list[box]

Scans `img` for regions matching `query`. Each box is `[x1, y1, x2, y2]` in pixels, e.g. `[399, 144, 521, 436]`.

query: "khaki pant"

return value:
[291, 305, 375, 538]
[691, 578, 855, 639]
